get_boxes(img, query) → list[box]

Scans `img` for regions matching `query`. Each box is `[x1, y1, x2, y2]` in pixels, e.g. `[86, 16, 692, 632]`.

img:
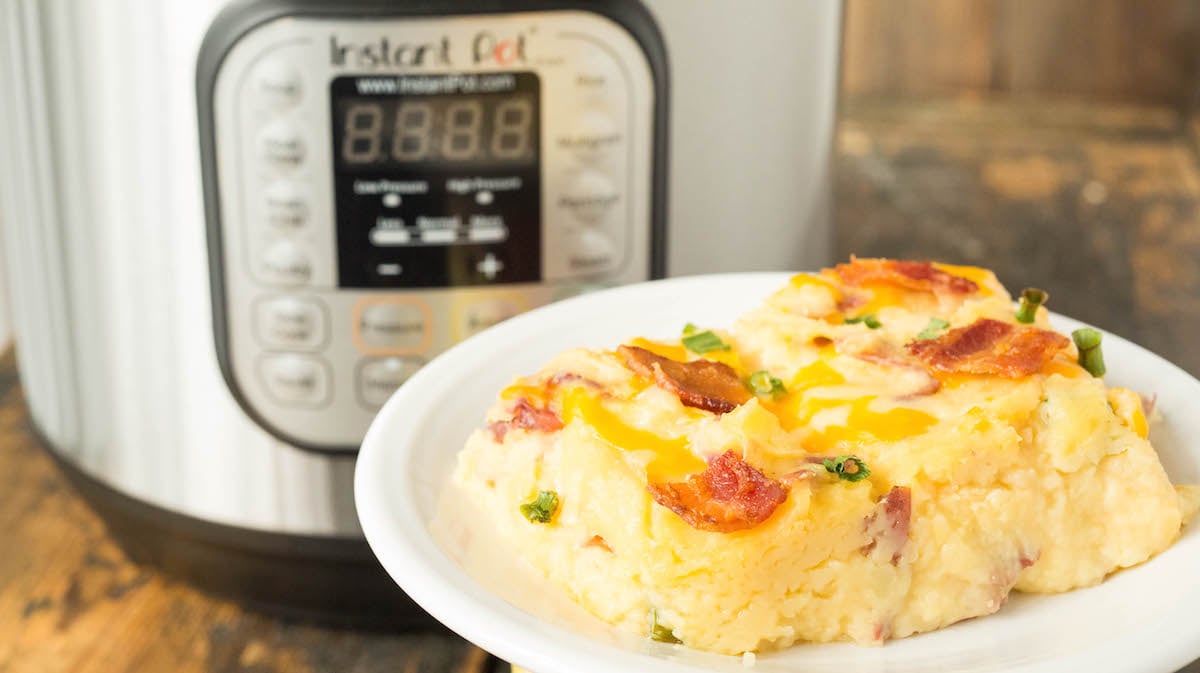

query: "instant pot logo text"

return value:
[329, 30, 528, 68]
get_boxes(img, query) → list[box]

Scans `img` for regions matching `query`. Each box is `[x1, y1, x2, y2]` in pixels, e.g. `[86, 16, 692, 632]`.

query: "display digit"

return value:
[392, 101, 433, 161]
[341, 103, 383, 163]
[441, 100, 484, 161]
[490, 98, 533, 160]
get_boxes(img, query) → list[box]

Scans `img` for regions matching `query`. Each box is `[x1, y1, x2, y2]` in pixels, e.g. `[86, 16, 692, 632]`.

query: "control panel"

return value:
[200, 7, 663, 451]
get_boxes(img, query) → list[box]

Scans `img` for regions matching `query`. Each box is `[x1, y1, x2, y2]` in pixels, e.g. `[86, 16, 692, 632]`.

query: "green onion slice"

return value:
[1072, 328, 1106, 378]
[845, 314, 882, 329]
[649, 609, 681, 644]
[519, 490, 560, 523]
[1016, 287, 1048, 324]
[681, 325, 731, 354]
[822, 455, 871, 482]
[747, 370, 787, 398]
[916, 317, 950, 340]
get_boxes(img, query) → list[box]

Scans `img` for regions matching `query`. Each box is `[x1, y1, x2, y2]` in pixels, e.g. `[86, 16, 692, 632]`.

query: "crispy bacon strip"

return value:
[906, 317, 1069, 377]
[618, 345, 751, 414]
[862, 486, 912, 565]
[647, 450, 788, 533]
[834, 257, 978, 295]
[487, 397, 563, 442]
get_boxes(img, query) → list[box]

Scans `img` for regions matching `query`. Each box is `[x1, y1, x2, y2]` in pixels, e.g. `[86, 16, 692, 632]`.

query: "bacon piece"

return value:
[583, 535, 613, 552]
[618, 345, 751, 414]
[862, 486, 911, 565]
[487, 397, 563, 442]
[1140, 392, 1158, 418]
[548, 371, 602, 390]
[647, 450, 788, 532]
[834, 257, 978, 295]
[906, 318, 1069, 378]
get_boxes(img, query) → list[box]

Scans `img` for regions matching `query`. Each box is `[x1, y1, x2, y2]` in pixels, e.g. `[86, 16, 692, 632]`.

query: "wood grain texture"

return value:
[842, 0, 1200, 105]
[0, 352, 492, 673]
[836, 98, 1200, 377]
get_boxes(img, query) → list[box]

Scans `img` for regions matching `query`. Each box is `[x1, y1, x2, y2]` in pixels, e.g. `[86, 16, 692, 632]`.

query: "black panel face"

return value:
[330, 73, 541, 288]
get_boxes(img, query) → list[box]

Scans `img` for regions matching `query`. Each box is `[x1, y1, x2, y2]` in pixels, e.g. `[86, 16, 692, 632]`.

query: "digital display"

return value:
[330, 73, 542, 289]
[336, 95, 536, 165]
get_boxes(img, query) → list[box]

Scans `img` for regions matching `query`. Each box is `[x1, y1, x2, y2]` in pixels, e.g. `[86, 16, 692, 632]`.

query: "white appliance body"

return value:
[0, 0, 839, 544]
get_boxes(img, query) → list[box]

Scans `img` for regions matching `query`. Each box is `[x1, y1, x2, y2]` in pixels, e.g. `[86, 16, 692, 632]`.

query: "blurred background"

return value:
[3, 2, 1200, 672]
[836, 0, 1200, 378]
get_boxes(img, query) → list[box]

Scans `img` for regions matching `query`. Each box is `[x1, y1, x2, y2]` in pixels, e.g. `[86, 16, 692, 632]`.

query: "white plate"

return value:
[355, 273, 1200, 673]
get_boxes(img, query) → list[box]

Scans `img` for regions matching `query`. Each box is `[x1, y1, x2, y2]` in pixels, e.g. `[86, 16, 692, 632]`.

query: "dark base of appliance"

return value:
[49, 449, 438, 631]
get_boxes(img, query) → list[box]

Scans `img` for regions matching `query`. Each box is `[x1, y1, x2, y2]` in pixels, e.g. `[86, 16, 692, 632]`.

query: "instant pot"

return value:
[0, 0, 840, 621]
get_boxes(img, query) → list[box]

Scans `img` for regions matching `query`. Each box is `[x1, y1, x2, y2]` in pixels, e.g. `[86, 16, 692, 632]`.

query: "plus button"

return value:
[476, 253, 504, 280]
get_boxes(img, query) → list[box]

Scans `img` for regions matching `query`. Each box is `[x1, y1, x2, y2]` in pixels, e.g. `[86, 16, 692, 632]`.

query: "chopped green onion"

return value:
[519, 490, 560, 523]
[1072, 328, 1106, 378]
[747, 370, 787, 398]
[822, 455, 871, 482]
[1016, 287, 1048, 324]
[681, 325, 730, 354]
[916, 317, 950, 340]
[845, 314, 882, 329]
[649, 609, 681, 644]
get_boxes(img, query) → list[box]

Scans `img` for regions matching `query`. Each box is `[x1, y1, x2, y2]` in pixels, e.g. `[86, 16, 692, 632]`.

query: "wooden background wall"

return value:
[841, 0, 1200, 106]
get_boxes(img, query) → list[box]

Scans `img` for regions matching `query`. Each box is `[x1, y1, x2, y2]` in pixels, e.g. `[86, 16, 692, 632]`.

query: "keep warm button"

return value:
[353, 299, 431, 354]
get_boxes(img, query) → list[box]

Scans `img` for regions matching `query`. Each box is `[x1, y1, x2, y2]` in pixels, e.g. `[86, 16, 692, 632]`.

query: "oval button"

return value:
[255, 296, 326, 350]
[258, 240, 312, 287]
[358, 357, 424, 408]
[566, 227, 618, 274]
[459, 298, 524, 339]
[251, 58, 303, 110]
[258, 354, 330, 407]
[257, 120, 305, 172]
[558, 171, 619, 223]
[556, 111, 622, 162]
[355, 300, 429, 353]
[264, 181, 309, 230]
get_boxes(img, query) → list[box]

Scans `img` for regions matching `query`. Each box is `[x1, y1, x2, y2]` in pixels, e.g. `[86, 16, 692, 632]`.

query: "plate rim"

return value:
[355, 271, 1200, 673]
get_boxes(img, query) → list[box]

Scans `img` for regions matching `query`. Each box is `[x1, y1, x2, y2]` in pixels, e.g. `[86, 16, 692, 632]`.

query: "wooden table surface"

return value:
[4, 98, 1200, 673]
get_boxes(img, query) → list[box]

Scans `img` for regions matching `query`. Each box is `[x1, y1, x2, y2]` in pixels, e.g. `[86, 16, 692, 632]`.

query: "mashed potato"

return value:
[452, 258, 1194, 655]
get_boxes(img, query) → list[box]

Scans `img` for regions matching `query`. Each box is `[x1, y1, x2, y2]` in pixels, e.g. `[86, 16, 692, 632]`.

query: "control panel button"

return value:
[264, 181, 308, 230]
[566, 227, 618, 274]
[459, 298, 524, 339]
[251, 58, 303, 110]
[573, 45, 622, 100]
[255, 296, 326, 350]
[556, 111, 622, 161]
[475, 253, 505, 281]
[357, 357, 424, 408]
[355, 300, 430, 353]
[559, 171, 620, 223]
[259, 240, 312, 287]
[257, 120, 305, 171]
[258, 354, 330, 407]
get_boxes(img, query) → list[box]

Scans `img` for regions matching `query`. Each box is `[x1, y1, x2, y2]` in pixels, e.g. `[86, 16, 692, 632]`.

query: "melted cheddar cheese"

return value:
[452, 260, 1190, 656]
